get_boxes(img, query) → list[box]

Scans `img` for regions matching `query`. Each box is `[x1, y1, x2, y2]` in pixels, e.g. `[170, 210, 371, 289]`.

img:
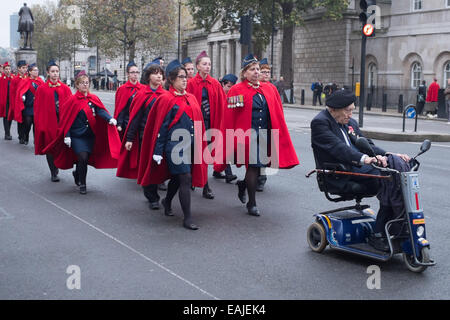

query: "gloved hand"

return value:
[117, 126, 122, 132]
[153, 154, 163, 165]
[22, 95, 26, 102]
[109, 118, 117, 126]
[64, 137, 71, 148]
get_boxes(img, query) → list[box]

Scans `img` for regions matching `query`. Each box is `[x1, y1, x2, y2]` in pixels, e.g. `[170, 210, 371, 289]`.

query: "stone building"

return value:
[181, 0, 450, 107]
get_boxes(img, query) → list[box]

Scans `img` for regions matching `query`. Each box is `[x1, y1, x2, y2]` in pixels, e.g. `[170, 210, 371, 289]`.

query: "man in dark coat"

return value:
[310, 89, 410, 251]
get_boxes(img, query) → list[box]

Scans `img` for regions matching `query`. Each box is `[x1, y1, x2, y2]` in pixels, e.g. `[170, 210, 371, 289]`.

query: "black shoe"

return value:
[79, 185, 87, 195]
[225, 174, 237, 183]
[4, 135, 12, 140]
[237, 180, 247, 204]
[161, 198, 174, 216]
[246, 204, 260, 216]
[149, 201, 160, 210]
[72, 171, 80, 186]
[256, 175, 267, 192]
[24, 140, 28, 145]
[158, 183, 167, 191]
[183, 220, 199, 230]
[19, 138, 25, 144]
[51, 174, 60, 182]
[213, 171, 226, 179]
[202, 186, 214, 199]
[368, 233, 390, 252]
[191, 186, 195, 191]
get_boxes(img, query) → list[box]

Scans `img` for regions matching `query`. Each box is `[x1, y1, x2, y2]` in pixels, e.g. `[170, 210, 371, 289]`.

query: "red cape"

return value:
[186, 73, 226, 131]
[216, 80, 299, 171]
[11, 77, 44, 123]
[34, 80, 73, 155]
[43, 91, 121, 170]
[7, 75, 28, 121]
[116, 85, 166, 179]
[426, 82, 440, 102]
[137, 87, 208, 187]
[113, 80, 145, 118]
[0, 74, 14, 118]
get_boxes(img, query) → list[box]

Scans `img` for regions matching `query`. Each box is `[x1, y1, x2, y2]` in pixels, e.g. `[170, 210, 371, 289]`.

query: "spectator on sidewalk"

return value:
[445, 79, 450, 124]
[275, 76, 286, 102]
[425, 78, 439, 118]
[417, 80, 426, 115]
[312, 80, 323, 106]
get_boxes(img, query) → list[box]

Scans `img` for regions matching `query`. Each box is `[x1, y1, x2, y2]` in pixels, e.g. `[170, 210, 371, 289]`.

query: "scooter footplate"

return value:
[346, 243, 391, 259]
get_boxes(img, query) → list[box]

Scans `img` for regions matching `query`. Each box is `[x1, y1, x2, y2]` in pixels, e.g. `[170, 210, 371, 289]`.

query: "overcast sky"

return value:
[0, 0, 56, 48]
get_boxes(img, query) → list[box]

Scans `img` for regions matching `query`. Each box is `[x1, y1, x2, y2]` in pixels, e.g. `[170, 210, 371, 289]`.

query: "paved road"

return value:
[1, 91, 449, 300]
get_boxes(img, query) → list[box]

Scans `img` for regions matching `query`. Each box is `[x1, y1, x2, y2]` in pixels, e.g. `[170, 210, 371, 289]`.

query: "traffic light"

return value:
[359, 0, 376, 37]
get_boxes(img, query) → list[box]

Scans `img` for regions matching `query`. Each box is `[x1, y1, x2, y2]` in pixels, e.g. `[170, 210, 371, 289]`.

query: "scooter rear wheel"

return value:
[403, 247, 430, 273]
[307, 222, 328, 253]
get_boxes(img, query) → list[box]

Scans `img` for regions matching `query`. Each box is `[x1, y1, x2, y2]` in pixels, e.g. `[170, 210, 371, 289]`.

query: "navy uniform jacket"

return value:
[311, 109, 385, 170]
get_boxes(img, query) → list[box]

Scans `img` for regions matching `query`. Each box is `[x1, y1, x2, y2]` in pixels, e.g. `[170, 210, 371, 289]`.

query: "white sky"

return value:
[0, 0, 56, 48]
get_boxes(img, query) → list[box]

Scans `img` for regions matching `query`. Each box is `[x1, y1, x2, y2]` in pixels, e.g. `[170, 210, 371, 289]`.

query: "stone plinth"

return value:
[14, 49, 37, 66]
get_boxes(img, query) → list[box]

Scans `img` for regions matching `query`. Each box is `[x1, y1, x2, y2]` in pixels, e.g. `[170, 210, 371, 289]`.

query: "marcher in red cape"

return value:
[43, 72, 120, 194]
[13, 63, 44, 146]
[114, 61, 145, 139]
[137, 60, 207, 230]
[218, 54, 299, 217]
[34, 60, 73, 182]
[182, 57, 195, 80]
[8, 60, 29, 143]
[0, 62, 15, 140]
[117, 62, 166, 210]
[186, 50, 229, 198]
[254, 58, 282, 192]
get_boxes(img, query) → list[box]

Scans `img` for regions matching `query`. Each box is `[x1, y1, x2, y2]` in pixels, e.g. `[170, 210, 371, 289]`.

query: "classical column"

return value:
[235, 40, 242, 76]
[212, 41, 220, 78]
[226, 40, 232, 75]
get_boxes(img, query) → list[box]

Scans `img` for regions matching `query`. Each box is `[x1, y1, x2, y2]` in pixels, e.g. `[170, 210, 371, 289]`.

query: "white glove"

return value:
[109, 118, 117, 126]
[22, 95, 26, 102]
[153, 154, 163, 165]
[64, 137, 71, 148]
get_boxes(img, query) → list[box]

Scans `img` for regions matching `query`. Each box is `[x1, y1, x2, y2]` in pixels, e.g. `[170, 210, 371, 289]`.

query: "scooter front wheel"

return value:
[307, 222, 328, 253]
[403, 247, 430, 273]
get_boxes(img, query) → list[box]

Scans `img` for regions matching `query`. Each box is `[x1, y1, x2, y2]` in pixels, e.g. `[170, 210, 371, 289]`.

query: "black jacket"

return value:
[311, 109, 385, 170]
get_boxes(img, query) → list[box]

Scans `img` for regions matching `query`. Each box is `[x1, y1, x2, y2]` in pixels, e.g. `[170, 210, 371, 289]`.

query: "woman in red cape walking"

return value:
[114, 61, 145, 139]
[43, 72, 120, 194]
[117, 62, 166, 209]
[218, 54, 299, 216]
[13, 63, 44, 146]
[0, 62, 15, 140]
[34, 60, 73, 181]
[137, 60, 207, 230]
[186, 51, 229, 199]
[8, 60, 29, 143]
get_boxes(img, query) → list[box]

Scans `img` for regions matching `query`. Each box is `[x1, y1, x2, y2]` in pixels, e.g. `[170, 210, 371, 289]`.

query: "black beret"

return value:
[326, 89, 356, 109]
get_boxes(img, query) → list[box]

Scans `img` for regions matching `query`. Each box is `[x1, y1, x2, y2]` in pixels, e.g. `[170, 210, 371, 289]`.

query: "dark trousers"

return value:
[143, 184, 160, 203]
[313, 91, 322, 106]
[3, 117, 12, 136]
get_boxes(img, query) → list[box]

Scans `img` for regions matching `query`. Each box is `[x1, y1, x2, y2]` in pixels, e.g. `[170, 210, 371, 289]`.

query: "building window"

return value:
[411, 62, 422, 89]
[368, 63, 377, 88]
[444, 62, 450, 86]
[412, 0, 422, 11]
[447, 0, 450, 8]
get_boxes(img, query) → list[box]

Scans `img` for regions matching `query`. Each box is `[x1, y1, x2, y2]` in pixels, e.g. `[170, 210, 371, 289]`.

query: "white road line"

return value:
[9, 178, 220, 300]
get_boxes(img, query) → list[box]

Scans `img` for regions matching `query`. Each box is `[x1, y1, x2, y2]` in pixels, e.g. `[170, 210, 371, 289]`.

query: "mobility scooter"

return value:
[306, 138, 435, 272]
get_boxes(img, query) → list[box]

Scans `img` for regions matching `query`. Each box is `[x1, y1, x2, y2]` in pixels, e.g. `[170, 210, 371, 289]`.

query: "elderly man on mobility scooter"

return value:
[310, 89, 411, 252]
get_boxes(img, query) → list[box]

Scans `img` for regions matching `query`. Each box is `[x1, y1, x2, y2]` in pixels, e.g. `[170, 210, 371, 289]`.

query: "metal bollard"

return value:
[367, 93, 372, 111]
[398, 94, 403, 113]
[382, 93, 387, 112]
[301, 89, 305, 105]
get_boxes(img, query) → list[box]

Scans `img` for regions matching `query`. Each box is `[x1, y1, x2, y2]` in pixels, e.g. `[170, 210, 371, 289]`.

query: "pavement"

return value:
[284, 102, 450, 142]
